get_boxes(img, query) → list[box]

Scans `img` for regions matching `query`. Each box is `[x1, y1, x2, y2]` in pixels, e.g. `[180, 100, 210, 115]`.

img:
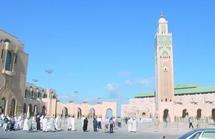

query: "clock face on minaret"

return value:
[155, 16, 174, 106]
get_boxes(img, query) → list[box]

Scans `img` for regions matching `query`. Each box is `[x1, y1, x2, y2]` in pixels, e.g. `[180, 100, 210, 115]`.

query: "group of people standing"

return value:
[0, 113, 122, 134]
[82, 116, 120, 133]
[0, 113, 76, 132]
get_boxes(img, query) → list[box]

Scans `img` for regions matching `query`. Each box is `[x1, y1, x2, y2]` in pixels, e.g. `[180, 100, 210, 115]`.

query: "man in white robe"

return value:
[47, 116, 55, 132]
[131, 118, 137, 133]
[71, 115, 76, 131]
[15, 115, 23, 130]
[67, 115, 72, 131]
[127, 118, 132, 132]
[55, 115, 62, 131]
[81, 116, 85, 128]
[23, 117, 30, 131]
[31, 116, 37, 130]
[0, 114, 4, 127]
[40, 115, 44, 130]
[42, 116, 48, 132]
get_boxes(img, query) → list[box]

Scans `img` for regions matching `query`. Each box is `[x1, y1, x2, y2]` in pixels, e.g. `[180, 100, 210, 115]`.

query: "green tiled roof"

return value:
[135, 84, 215, 98]
[135, 92, 154, 98]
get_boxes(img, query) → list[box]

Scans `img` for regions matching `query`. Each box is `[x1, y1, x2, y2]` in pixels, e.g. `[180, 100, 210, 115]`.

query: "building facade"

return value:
[0, 30, 28, 116]
[121, 16, 215, 123]
[0, 29, 116, 118]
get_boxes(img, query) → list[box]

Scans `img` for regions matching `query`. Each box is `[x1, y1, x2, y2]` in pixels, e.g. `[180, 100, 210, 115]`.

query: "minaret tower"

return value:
[155, 14, 174, 120]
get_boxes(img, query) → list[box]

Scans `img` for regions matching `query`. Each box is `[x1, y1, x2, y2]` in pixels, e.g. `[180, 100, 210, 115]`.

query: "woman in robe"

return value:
[83, 117, 88, 132]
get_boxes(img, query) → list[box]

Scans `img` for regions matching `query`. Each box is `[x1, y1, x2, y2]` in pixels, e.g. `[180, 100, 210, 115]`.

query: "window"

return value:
[201, 131, 215, 139]
[189, 132, 201, 139]
[5, 50, 12, 71]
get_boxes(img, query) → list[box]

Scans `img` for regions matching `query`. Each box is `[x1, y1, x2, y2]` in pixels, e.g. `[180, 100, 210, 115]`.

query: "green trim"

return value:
[135, 84, 215, 98]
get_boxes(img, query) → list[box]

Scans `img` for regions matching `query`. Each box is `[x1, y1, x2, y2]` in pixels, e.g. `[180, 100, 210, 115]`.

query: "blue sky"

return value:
[1, 0, 215, 110]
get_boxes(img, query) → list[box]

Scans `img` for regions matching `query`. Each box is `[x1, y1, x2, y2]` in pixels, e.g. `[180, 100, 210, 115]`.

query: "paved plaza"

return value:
[1, 119, 210, 139]
[1, 118, 215, 139]
[0, 128, 178, 139]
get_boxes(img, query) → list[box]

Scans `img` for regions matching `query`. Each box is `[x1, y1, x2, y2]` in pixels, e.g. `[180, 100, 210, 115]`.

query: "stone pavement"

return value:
[1, 120, 214, 139]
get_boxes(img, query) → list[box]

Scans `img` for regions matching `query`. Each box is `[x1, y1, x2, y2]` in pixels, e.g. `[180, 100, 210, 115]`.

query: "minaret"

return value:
[155, 15, 174, 111]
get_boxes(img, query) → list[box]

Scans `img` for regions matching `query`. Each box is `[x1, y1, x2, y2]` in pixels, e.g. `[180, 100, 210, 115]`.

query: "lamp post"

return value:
[44, 69, 53, 116]
[73, 91, 79, 103]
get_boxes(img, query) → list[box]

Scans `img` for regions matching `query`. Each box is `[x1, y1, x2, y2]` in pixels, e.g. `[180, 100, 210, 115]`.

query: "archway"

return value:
[43, 93, 47, 98]
[142, 112, 146, 116]
[33, 105, 37, 116]
[212, 109, 215, 122]
[88, 108, 95, 119]
[42, 106, 46, 115]
[77, 108, 82, 119]
[182, 109, 188, 118]
[23, 103, 27, 114]
[105, 108, 113, 119]
[0, 98, 6, 114]
[9, 99, 16, 116]
[197, 109, 202, 120]
[163, 109, 169, 122]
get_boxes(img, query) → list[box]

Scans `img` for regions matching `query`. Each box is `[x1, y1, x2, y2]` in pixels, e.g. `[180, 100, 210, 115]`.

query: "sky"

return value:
[1, 0, 215, 113]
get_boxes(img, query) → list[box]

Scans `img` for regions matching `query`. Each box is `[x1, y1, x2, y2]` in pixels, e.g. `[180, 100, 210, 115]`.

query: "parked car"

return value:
[176, 128, 215, 139]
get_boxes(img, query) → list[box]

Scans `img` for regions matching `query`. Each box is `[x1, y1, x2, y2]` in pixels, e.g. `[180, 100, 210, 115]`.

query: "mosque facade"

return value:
[0, 30, 116, 119]
[121, 16, 215, 123]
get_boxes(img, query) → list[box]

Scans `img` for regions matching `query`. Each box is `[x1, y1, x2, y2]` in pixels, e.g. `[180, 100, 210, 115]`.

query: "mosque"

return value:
[121, 15, 215, 122]
[0, 29, 116, 118]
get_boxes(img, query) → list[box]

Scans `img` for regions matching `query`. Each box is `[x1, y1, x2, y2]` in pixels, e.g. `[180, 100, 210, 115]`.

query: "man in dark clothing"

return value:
[36, 115, 41, 131]
[93, 117, 97, 132]
[109, 117, 114, 133]
[188, 117, 194, 129]
[83, 117, 88, 132]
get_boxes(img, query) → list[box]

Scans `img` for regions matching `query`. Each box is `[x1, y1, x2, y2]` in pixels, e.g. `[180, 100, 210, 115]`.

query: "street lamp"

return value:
[73, 91, 79, 103]
[45, 69, 53, 74]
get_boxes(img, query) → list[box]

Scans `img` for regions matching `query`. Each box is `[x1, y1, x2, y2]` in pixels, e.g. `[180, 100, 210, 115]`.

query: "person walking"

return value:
[188, 117, 194, 129]
[83, 117, 88, 132]
[109, 117, 114, 133]
[93, 117, 98, 132]
[97, 116, 102, 129]
[36, 115, 41, 131]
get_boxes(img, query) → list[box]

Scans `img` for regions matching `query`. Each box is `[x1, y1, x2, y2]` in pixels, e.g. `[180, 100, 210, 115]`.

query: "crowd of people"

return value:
[0, 113, 123, 133]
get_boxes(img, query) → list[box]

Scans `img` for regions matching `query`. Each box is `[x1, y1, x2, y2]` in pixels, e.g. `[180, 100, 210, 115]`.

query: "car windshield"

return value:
[176, 130, 197, 139]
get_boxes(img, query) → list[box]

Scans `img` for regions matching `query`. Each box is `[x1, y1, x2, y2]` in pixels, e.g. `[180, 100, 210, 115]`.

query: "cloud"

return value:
[58, 94, 74, 103]
[118, 71, 131, 77]
[137, 79, 150, 86]
[106, 83, 119, 99]
[124, 76, 155, 87]
[106, 83, 118, 93]
[124, 80, 133, 86]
